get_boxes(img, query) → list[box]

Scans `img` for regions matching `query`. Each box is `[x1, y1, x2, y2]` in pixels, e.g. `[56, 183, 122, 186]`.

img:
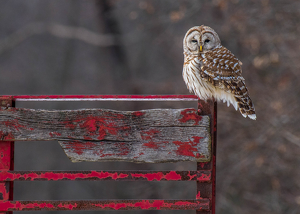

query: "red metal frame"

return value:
[0, 170, 211, 182]
[197, 99, 217, 214]
[0, 98, 15, 214]
[0, 95, 216, 213]
[0, 199, 210, 211]
[7, 94, 198, 101]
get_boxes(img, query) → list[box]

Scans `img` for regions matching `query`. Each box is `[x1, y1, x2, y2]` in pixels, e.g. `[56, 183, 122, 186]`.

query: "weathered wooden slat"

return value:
[0, 199, 210, 211]
[59, 139, 210, 163]
[0, 170, 211, 182]
[0, 108, 211, 163]
[0, 108, 210, 141]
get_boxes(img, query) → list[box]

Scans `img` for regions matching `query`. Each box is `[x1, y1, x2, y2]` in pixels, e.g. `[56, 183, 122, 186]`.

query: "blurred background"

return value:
[0, 0, 300, 214]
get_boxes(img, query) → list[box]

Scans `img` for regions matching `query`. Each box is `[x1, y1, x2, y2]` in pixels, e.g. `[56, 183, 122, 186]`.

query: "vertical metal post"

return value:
[0, 97, 15, 214]
[196, 99, 217, 214]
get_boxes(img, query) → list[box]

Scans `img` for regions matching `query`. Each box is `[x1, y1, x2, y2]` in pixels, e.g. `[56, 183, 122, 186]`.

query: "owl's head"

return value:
[183, 25, 221, 55]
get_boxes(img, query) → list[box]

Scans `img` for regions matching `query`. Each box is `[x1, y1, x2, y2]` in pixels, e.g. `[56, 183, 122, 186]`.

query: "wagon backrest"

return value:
[0, 95, 216, 214]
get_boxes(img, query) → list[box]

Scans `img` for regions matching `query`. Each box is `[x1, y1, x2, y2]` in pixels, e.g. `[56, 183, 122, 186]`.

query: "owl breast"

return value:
[183, 55, 238, 110]
[183, 55, 214, 100]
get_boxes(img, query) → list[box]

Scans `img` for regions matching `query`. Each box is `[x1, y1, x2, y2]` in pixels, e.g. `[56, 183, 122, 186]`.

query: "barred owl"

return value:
[183, 25, 256, 120]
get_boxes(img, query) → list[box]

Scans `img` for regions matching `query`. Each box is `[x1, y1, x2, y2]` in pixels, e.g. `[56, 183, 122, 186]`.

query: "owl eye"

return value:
[204, 39, 210, 43]
[191, 39, 197, 43]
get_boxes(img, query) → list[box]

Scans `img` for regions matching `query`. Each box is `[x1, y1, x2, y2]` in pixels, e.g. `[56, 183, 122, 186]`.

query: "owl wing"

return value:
[199, 46, 246, 97]
[198, 46, 256, 119]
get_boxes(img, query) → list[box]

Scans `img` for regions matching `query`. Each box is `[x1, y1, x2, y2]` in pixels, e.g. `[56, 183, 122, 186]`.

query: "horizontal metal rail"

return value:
[0, 199, 210, 211]
[5, 94, 199, 102]
[0, 170, 211, 182]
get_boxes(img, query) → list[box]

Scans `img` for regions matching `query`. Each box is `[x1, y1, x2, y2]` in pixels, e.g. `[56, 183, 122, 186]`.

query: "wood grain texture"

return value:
[0, 107, 211, 163]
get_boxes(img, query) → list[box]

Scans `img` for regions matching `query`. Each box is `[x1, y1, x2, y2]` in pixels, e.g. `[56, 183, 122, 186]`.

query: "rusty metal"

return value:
[0, 97, 14, 214]
[11, 94, 198, 101]
[0, 199, 210, 211]
[197, 99, 217, 214]
[0, 170, 211, 182]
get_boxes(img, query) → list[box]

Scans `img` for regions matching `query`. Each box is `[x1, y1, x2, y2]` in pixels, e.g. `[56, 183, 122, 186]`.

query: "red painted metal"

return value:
[0, 170, 211, 182]
[0, 199, 210, 211]
[0, 98, 14, 214]
[196, 100, 217, 214]
[10, 94, 198, 101]
[211, 102, 217, 214]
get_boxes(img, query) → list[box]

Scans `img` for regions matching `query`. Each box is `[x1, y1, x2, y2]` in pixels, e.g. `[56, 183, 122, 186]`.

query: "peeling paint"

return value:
[173, 136, 203, 157]
[0, 170, 211, 182]
[0, 199, 210, 211]
[131, 111, 145, 117]
[12, 94, 198, 101]
[179, 109, 203, 125]
[62, 113, 130, 141]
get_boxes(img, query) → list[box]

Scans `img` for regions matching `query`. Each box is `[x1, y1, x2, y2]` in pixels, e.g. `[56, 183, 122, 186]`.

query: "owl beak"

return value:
[199, 45, 203, 52]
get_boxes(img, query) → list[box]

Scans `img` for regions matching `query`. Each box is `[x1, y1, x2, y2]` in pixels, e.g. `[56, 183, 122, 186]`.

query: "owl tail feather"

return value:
[235, 95, 256, 120]
[247, 114, 257, 120]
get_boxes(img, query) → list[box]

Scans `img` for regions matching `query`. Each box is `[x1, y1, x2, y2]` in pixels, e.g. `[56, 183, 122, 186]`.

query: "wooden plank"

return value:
[0, 170, 211, 182]
[0, 199, 210, 211]
[0, 108, 210, 141]
[59, 138, 210, 163]
[0, 108, 210, 163]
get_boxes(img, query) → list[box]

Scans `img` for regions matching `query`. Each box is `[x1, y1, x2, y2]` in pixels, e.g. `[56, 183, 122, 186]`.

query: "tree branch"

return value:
[0, 22, 116, 54]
